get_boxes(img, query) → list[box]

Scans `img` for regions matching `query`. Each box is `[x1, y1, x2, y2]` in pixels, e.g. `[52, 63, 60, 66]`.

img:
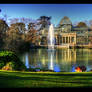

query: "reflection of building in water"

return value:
[86, 49, 92, 71]
[76, 49, 90, 67]
[56, 49, 76, 63]
[22, 48, 92, 72]
[64, 49, 76, 63]
[55, 49, 76, 71]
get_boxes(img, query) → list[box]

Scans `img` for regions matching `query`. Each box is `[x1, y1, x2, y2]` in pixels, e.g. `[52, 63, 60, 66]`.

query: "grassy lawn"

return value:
[0, 70, 92, 88]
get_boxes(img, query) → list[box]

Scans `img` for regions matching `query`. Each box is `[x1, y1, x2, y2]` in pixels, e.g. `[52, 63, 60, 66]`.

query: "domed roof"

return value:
[60, 16, 72, 25]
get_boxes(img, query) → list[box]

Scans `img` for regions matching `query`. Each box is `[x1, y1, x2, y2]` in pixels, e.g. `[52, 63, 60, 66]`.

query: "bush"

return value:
[0, 51, 26, 71]
[0, 61, 5, 69]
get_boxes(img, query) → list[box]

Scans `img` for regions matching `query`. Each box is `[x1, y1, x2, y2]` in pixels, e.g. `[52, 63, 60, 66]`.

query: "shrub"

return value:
[0, 51, 26, 71]
[0, 61, 5, 69]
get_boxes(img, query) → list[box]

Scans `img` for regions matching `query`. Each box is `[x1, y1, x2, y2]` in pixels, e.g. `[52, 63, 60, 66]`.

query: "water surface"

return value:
[20, 49, 92, 72]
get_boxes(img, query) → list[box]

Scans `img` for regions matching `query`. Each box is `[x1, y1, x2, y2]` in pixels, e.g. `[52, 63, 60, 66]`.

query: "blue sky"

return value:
[0, 4, 92, 26]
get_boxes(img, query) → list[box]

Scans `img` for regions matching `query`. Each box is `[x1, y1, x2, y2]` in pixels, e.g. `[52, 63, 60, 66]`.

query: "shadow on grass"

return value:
[0, 72, 92, 88]
[1, 71, 92, 76]
[1, 71, 92, 88]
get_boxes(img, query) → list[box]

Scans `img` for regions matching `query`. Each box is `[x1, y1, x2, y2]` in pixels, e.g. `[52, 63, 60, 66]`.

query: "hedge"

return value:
[0, 51, 26, 71]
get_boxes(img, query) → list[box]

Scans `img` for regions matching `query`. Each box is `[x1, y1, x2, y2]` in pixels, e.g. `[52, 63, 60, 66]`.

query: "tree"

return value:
[10, 22, 26, 34]
[28, 22, 36, 31]
[2, 14, 10, 24]
[3, 22, 28, 52]
[4, 26, 22, 51]
[9, 17, 36, 28]
[0, 19, 9, 33]
[0, 19, 9, 49]
[77, 22, 87, 27]
[9, 18, 19, 25]
[37, 16, 51, 30]
[26, 28, 40, 46]
[20, 17, 33, 25]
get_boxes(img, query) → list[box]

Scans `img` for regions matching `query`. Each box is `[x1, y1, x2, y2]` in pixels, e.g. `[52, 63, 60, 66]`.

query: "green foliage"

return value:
[0, 51, 26, 71]
[1, 71, 92, 88]
[17, 41, 30, 52]
[0, 61, 5, 69]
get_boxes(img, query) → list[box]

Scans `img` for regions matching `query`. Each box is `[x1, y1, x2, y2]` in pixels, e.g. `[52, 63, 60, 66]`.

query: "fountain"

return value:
[48, 24, 55, 50]
[48, 24, 55, 71]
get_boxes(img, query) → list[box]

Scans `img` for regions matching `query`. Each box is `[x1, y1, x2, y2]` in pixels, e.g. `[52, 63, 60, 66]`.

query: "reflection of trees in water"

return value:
[27, 49, 48, 68]
[56, 49, 76, 62]
[52, 49, 77, 72]
[76, 49, 92, 67]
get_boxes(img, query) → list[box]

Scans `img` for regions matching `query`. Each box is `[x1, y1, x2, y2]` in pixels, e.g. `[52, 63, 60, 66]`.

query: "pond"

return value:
[20, 48, 92, 72]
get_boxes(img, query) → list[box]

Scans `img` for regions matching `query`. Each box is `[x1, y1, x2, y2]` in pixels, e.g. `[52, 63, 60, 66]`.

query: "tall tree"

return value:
[9, 17, 36, 27]
[26, 28, 40, 46]
[0, 19, 9, 33]
[10, 22, 26, 34]
[9, 18, 19, 25]
[0, 19, 8, 49]
[4, 22, 28, 52]
[77, 22, 88, 27]
[4, 25, 22, 51]
[37, 16, 51, 30]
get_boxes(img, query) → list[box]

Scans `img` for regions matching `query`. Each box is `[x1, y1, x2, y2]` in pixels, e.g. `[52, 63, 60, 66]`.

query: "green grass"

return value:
[0, 70, 92, 88]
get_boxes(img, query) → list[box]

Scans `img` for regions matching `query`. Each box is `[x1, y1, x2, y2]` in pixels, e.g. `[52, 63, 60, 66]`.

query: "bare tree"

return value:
[26, 28, 40, 46]
[9, 18, 19, 24]
[3, 14, 9, 22]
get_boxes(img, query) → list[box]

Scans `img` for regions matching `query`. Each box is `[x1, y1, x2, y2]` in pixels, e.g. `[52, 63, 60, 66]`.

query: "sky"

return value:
[0, 4, 92, 26]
